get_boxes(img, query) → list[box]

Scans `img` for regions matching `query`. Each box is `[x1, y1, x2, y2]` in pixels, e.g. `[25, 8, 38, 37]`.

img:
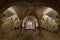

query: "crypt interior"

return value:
[0, 0, 60, 40]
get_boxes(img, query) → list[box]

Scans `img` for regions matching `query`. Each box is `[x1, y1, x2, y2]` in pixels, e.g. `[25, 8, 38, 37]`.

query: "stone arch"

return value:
[22, 16, 39, 28]
[0, 2, 59, 19]
[32, 2, 59, 20]
[0, 2, 59, 32]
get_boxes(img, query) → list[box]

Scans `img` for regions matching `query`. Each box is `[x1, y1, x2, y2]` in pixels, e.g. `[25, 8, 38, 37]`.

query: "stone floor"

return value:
[0, 29, 60, 40]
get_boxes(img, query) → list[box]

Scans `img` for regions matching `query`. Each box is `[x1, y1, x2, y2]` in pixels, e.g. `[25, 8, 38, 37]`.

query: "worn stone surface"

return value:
[0, 29, 60, 40]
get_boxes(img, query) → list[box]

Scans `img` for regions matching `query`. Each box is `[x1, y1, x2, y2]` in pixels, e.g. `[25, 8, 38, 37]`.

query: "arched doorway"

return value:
[22, 16, 38, 30]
